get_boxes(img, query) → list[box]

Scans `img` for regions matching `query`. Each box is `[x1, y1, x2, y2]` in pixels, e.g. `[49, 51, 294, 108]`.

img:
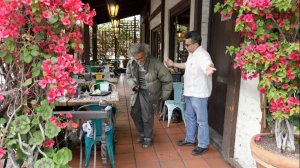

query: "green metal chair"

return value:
[78, 104, 117, 168]
[85, 65, 97, 73]
[164, 82, 186, 127]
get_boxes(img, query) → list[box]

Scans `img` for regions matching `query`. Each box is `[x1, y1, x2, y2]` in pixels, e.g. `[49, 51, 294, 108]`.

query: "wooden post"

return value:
[84, 24, 90, 65]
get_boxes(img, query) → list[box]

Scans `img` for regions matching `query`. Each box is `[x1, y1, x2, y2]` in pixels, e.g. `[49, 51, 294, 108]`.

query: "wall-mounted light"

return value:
[106, 0, 119, 18]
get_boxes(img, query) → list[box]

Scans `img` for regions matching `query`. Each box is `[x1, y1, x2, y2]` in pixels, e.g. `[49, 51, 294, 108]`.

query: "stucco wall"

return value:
[150, 13, 161, 31]
[151, 0, 161, 14]
[189, 0, 209, 50]
[234, 78, 262, 168]
[200, 0, 210, 50]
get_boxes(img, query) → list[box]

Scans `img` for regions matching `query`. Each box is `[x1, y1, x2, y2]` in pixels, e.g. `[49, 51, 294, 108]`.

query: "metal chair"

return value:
[78, 104, 117, 168]
[164, 82, 186, 127]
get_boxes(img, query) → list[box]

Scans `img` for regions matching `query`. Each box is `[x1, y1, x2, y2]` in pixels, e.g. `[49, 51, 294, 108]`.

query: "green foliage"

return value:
[22, 78, 33, 87]
[53, 147, 72, 166]
[45, 122, 61, 139]
[214, 0, 300, 152]
[0, 118, 7, 125]
[11, 115, 31, 134]
[35, 100, 53, 120]
[34, 158, 55, 168]
[272, 0, 292, 11]
[29, 131, 45, 146]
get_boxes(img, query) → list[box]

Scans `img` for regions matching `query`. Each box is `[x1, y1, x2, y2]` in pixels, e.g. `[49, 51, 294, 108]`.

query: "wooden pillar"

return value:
[133, 16, 137, 43]
[92, 24, 98, 63]
[161, 0, 165, 60]
[194, 0, 203, 33]
[83, 24, 90, 65]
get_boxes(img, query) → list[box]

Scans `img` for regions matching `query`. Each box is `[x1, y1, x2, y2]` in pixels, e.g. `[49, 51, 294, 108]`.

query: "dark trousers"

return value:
[131, 90, 154, 140]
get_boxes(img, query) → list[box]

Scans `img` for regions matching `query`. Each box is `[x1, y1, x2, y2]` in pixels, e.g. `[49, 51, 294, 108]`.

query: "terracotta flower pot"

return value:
[250, 133, 299, 168]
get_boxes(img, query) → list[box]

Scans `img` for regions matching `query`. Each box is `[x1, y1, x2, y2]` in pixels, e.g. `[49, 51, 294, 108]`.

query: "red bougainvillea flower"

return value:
[66, 113, 73, 119]
[42, 139, 55, 148]
[71, 122, 79, 129]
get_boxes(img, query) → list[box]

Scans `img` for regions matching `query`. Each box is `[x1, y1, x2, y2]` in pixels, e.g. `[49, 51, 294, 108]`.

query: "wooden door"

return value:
[208, 0, 240, 136]
[151, 25, 162, 62]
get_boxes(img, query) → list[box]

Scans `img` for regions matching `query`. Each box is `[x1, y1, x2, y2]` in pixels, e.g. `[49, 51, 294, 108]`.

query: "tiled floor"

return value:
[70, 74, 232, 168]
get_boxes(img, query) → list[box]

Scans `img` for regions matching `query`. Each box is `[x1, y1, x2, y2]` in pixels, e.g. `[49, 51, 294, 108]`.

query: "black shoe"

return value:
[137, 136, 144, 143]
[142, 139, 152, 149]
[177, 139, 196, 146]
[191, 147, 208, 155]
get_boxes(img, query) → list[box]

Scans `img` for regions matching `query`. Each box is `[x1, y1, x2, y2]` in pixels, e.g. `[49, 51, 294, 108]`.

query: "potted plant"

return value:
[215, 0, 299, 167]
[0, 0, 95, 167]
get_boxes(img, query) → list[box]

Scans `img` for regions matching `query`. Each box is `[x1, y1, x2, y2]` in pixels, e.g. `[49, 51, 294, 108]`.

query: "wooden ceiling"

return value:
[82, 0, 147, 24]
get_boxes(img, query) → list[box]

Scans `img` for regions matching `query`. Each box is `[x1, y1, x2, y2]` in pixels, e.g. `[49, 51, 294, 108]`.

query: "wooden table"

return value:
[76, 79, 94, 87]
[101, 77, 118, 84]
[56, 91, 119, 107]
[53, 109, 112, 168]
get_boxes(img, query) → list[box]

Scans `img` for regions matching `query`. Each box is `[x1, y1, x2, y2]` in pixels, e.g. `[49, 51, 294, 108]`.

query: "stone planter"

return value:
[250, 133, 299, 168]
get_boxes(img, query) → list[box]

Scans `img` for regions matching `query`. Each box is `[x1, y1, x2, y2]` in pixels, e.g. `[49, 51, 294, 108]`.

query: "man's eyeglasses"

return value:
[184, 43, 194, 47]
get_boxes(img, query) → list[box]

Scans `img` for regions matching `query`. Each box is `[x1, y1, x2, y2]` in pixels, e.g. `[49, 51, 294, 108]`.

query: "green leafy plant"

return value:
[215, 0, 299, 152]
[0, 0, 95, 166]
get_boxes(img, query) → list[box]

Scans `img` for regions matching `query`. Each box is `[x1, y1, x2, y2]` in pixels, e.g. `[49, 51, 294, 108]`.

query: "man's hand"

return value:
[132, 85, 140, 92]
[164, 58, 174, 67]
[206, 63, 216, 76]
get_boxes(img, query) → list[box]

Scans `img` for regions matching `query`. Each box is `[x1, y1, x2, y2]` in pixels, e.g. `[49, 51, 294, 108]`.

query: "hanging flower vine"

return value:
[0, 0, 95, 166]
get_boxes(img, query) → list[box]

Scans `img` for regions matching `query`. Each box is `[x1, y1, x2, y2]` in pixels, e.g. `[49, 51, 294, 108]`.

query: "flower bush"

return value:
[215, 0, 300, 152]
[0, 0, 95, 167]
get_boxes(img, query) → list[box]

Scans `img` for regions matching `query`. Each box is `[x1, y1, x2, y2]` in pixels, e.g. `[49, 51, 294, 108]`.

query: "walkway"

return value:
[70, 74, 232, 168]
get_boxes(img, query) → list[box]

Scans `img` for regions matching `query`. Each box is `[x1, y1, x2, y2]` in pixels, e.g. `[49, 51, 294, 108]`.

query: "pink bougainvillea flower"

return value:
[0, 148, 6, 158]
[255, 135, 263, 142]
[258, 88, 266, 94]
[42, 139, 55, 148]
[0, 94, 4, 102]
[288, 52, 300, 61]
[255, 43, 268, 54]
[49, 116, 57, 123]
[60, 122, 68, 128]
[61, 17, 71, 28]
[281, 84, 289, 89]
[41, 12, 51, 19]
[24, 89, 30, 96]
[288, 97, 300, 106]
[281, 107, 290, 114]
[38, 79, 48, 89]
[47, 88, 62, 103]
[66, 113, 73, 119]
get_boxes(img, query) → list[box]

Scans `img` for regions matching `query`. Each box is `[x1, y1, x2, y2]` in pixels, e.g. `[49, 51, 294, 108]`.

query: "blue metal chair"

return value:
[164, 82, 186, 127]
[78, 104, 117, 168]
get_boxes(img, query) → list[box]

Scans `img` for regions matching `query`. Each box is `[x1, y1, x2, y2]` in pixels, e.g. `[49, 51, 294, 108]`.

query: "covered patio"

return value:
[69, 74, 231, 168]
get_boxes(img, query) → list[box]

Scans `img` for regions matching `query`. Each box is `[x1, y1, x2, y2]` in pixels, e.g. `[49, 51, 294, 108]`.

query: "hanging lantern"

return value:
[114, 27, 120, 38]
[111, 18, 120, 28]
[177, 29, 184, 39]
[106, 0, 119, 18]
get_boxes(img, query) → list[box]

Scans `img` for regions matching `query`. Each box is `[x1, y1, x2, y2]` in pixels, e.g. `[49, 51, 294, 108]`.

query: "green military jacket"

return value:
[126, 56, 173, 107]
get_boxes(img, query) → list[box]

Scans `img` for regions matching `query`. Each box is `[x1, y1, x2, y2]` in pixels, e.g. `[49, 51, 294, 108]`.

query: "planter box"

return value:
[250, 133, 299, 168]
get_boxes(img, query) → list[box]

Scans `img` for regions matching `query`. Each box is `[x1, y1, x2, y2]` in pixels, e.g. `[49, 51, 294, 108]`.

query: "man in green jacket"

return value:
[126, 43, 173, 148]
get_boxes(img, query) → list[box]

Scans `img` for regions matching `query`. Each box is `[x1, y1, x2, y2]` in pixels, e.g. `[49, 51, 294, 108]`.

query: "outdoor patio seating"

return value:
[78, 104, 116, 168]
[164, 82, 186, 127]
